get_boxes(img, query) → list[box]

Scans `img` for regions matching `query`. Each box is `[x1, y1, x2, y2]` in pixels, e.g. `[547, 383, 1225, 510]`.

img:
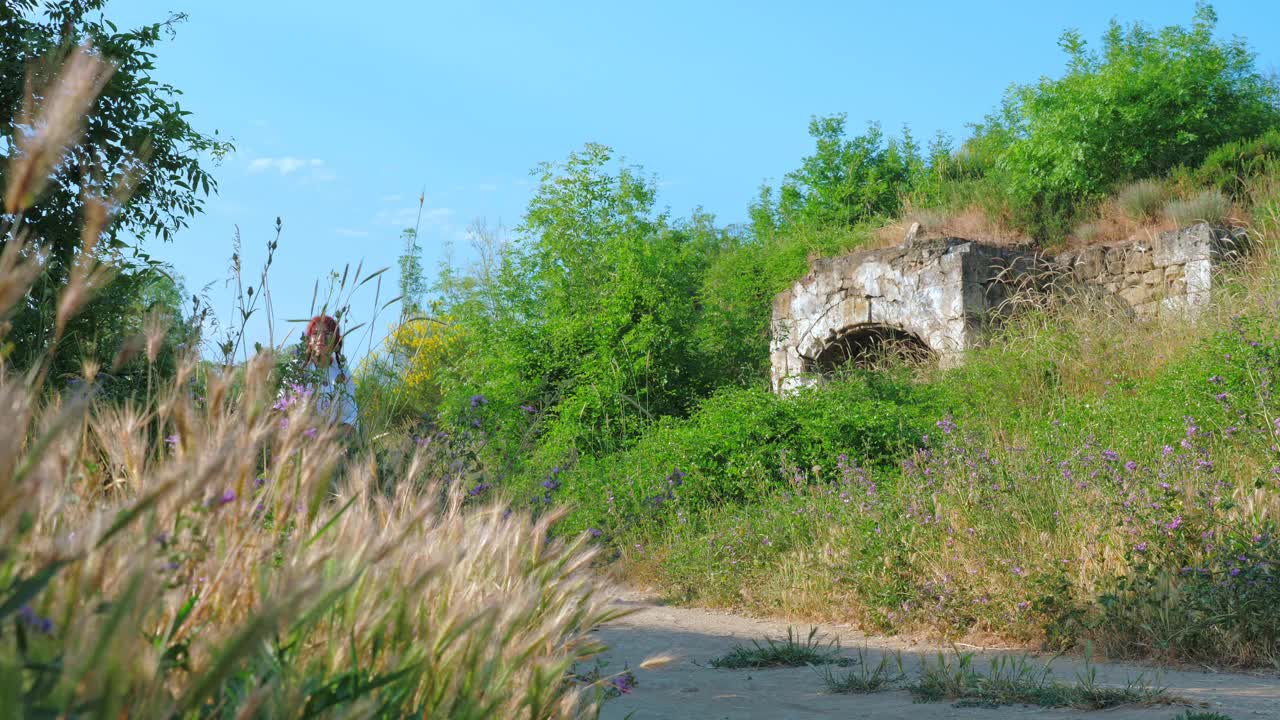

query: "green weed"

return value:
[708, 627, 849, 669]
[818, 648, 905, 693]
[909, 650, 1175, 709]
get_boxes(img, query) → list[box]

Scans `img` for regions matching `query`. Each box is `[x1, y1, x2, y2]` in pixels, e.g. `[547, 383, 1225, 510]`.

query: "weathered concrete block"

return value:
[1154, 223, 1216, 267]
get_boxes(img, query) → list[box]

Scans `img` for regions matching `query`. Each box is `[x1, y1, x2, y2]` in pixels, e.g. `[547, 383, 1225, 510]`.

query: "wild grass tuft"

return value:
[818, 648, 905, 693]
[1165, 189, 1232, 227]
[1118, 179, 1170, 221]
[909, 650, 1175, 710]
[1072, 221, 1103, 243]
[708, 627, 848, 669]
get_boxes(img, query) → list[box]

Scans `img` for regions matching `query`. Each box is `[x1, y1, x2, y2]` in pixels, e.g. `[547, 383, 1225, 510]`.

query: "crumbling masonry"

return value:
[770, 223, 1245, 394]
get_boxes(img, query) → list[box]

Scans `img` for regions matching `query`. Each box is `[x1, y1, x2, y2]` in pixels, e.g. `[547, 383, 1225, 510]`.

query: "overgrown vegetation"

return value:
[353, 2, 1280, 670]
[1, 1, 230, 393]
[6, 4, 1280, 715]
[0, 33, 628, 718]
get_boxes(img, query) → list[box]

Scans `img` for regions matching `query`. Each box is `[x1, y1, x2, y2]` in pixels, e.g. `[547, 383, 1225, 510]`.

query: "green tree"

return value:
[974, 3, 1280, 239]
[776, 116, 927, 229]
[441, 144, 720, 465]
[1, 1, 230, 380]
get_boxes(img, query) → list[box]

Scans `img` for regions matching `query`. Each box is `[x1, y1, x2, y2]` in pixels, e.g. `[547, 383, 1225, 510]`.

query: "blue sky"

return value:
[105, 1, 1280, 361]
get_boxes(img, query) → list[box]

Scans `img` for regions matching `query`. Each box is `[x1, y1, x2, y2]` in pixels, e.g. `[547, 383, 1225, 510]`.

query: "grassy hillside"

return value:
[358, 5, 1280, 666]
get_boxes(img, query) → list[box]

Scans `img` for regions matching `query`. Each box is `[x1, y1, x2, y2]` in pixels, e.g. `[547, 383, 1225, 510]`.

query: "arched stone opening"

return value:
[801, 324, 934, 376]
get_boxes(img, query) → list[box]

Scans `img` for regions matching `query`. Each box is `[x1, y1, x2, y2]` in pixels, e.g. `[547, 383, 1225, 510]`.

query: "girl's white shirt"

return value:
[310, 361, 359, 428]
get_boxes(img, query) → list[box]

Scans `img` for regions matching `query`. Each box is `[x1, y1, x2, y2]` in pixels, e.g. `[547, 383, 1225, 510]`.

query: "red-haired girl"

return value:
[297, 314, 358, 430]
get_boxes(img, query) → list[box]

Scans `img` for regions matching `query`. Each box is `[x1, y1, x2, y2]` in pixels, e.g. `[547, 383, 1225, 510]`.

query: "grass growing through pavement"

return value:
[708, 627, 850, 669]
[719, 630, 1178, 708]
[1170, 712, 1234, 720]
[818, 648, 906, 693]
[909, 650, 1176, 709]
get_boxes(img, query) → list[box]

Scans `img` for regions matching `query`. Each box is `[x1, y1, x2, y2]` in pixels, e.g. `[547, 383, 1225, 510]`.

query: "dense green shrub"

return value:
[437, 145, 727, 464]
[971, 4, 1280, 239]
[1192, 128, 1280, 197]
[550, 370, 940, 538]
[762, 118, 947, 231]
[694, 221, 876, 385]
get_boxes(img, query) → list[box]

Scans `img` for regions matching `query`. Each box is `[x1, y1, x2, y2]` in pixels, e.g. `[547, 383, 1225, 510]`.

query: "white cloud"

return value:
[248, 156, 305, 175]
[247, 156, 337, 182]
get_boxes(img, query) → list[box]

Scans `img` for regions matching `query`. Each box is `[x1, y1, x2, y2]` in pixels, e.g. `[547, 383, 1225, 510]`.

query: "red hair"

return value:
[304, 315, 344, 364]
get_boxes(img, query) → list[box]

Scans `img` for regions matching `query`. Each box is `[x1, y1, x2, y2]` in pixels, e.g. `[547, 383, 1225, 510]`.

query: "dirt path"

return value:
[590, 592, 1280, 719]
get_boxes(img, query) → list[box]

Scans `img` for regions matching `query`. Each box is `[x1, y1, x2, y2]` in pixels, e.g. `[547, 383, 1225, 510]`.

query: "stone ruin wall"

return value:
[770, 223, 1245, 394]
[1049, 223, 1245, 317]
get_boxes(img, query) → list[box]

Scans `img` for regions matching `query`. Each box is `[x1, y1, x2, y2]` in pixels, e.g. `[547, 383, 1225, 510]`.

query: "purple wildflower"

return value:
[164, 434, 180, 447]
[588, 528, 602, 538]
[17, 605, 53, 635]
[1124, 460, 1138, 472]
[469, 394, 487, 409]
[610, 674, 636, 694]
[1135, 542, 1148, 552]
[303, 427, 318, 439]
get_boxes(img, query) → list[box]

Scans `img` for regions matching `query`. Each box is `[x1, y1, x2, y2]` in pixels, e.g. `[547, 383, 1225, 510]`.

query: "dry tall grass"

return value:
[2, 43, 621, 718]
